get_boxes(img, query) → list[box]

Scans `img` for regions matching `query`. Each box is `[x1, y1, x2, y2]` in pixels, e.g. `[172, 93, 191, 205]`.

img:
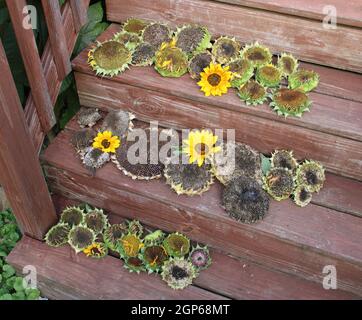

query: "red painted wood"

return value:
[50, 194, 359, 300]
[24, 0, 90, 153]
[70, 0, 88, 32]
[7, 237, 224, 300]
[41, 0, 72, 80]
[212, 0, 362, 28]
[0, 40, 57, 240]
[74, 72, 362, 181]
[105, 0, 362, 73]
[6, 0, 55, 132]
[41, 128, 362, 295]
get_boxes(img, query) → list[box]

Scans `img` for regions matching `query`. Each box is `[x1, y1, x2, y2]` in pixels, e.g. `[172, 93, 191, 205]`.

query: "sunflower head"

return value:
[131, 42, 156, 66]
[198, 63, 232, 96]
[212, 141, 263, 185]
[77, 107, 102, 128]
[296, 160, 325, 193]
[142, 22, 172, 49]
[263, 167, 295, 201]
[118, 233, 144, 258]
[227, 58, 254, 88]
[45, 223, 70, 247]
[83, 242, 108, 259]
[175, 25, 211, 56]
[288, 69, 320, 92]
[270, 88, 312, 117]
[142, 245, 169, 273]
[123, 18, 148, 35]
[144, 230, 166, 246]
[81, 147, 111, 172]
[101, 110, 135, 139]
[293, 185, 313, 207]
[163, 233, 190, 258]
[103, 223, 128, 251]
[93, 131, 121, 153]
[188, 51, 213, 80]
[212, 37, 241, 64]
[241, 42, 272, 68]
[88, 40, 132, 77]
[278, 53, 299, 77]
[238, 80, 268, 106]
[164, 160, 214, 196]
[60, 206, 84, 227]
[271, 150, 298, 171]
[127, 220, 144, 237]
[189, 245, 211, 270]
[222, 176, 270, 223]
[113, 30, 141, 50]
[68, 226, 96, 253]
[161, 257, 197, 290]
[256, 64, 282, 88]
[71, 129, 96, 153]
[182, 129, 221, 167]
[155, 39, 188, 77]
[124, 256, 146, 274]
[84, 209, 108, 235]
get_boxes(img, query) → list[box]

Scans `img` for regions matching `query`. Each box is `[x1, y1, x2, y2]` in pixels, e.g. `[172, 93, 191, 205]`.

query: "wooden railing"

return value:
[0, 0, 90, 240]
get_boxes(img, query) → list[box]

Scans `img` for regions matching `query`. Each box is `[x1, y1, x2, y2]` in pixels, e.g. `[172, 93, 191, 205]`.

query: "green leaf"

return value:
[2, 264, 15, 279]
[12, 291, 25, 300]
[13, 277, 25, 292]
[25, 288, 40, 300]
[0, 294, 13, 300]
[261, 154, 271, 175]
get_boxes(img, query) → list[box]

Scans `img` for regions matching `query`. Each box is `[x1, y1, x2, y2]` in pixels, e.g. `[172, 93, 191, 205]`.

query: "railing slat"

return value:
[70, 0, 88, 32]
[6, 0, 56, 133]
[0, 39, 57, 240]
[41, 0, 72, 80]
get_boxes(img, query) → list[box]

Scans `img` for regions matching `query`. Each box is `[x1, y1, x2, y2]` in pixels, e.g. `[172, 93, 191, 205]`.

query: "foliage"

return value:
[0, 209, 40, 300]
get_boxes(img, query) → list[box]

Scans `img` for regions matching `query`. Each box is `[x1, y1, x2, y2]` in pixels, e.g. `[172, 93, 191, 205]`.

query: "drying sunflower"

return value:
[182, 129, 221, 167]
[198, 63, 232, 97]
[93, 131, 121, 153]
[83, 242, 108, 259]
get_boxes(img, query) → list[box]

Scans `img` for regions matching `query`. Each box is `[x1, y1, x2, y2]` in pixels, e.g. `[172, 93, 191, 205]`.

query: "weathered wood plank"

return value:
[51, 194, 360, 300]
[25, 0, 90, 153]
[74, 24, 362, 103]
[70, 0, 88, 32]
[105, 0, 362, 73]
[6, 0, 56, 132]
[7, 237, 225, 300]
[211, 0, 362, 28]
[41, 0, 72, 80]
[74, 72, 362, 181]
[41, 129, 362, 295]
[0, 40, 57, 240]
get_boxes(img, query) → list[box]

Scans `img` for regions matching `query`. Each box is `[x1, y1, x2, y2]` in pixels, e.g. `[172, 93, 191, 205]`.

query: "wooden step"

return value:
[41, 120, 362, 296]
[105, 0, 362, 72]
[72, 24, 362, 181]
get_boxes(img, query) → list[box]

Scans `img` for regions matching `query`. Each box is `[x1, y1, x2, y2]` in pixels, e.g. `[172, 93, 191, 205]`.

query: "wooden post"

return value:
[41, 0, 72, 80]
[6, 0, 56, 133]
[0, 39, 57, 240]
[70, 0, 88, 32]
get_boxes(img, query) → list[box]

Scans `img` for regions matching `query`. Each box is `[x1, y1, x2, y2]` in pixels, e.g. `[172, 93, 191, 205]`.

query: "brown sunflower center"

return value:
[195, 143, 209, 156]
[207, 73, 221, 86]
[262, 66, 278, 77]
[128, 257, 143, 267]
[90, 246, 102, 255]
[101, 139, 111, 148]
[306, 170, 318, 185]
[247, 50, 265, 61]
[283, 59, 292, 73]
[299, 188, 309, 201]
[171, 266, 188, 280]
[94, 41, 130, 69]
[221, 42, 236, 56]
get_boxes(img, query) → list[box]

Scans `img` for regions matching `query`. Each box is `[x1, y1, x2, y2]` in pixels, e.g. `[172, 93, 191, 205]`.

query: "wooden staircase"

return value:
[7, 0, 362, 299]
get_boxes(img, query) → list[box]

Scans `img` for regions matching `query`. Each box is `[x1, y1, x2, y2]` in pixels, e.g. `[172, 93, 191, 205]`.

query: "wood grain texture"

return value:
[50, 195, 359, 300]
[0, 40, 57, 240]
[7, 237, 225, 300]
[6, 0, 55, 132]
[74, 72, 362, 181]
[73, 24, 362, 103]
[105, 0, 362, 73]
[211, 0, 362, 28]
[41, 0, 72, 80]
[41, 129, 362, 295]
[24, 0, 90, 153]
[70, 0, 88, 32]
